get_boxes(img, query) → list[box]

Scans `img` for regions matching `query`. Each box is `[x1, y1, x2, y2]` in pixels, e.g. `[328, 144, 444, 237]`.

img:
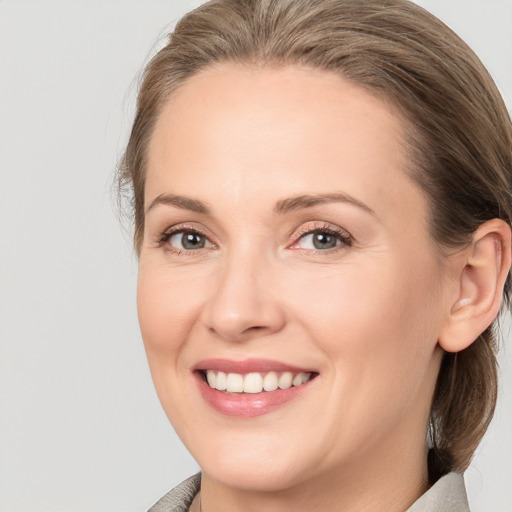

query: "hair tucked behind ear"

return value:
[428, 336, 499, 482]
[118, 0, 512, 478]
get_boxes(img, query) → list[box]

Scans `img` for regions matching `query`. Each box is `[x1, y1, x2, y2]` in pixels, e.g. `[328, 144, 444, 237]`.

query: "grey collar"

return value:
[149, 472, 470, 512]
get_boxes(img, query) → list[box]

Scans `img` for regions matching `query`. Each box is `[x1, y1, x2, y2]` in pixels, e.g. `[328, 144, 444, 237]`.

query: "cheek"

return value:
[136, 265, 204, 374]
[136, 264, 210, 429]
[294, 263, 442, 457]
[291, 258, 438, 343]
[288, 256, 442, 403]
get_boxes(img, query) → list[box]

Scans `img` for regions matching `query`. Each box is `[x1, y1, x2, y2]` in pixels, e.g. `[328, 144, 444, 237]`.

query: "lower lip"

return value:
[195, 373, 313, 418]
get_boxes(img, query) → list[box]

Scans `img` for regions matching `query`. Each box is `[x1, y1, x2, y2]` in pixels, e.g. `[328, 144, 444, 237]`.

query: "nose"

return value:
[201, 251, 286, 343]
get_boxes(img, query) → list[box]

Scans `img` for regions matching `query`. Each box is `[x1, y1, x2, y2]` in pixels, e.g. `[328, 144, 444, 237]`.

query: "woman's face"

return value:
[138, 65, 453, 491]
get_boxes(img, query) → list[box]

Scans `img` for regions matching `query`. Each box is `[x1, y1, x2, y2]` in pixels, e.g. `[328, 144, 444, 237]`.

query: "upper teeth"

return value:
[206, 370, 312, 394]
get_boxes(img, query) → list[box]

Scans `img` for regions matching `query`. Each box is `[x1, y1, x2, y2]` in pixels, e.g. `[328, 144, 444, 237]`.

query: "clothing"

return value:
[149, 474, 201, 512]
[148, 472, 470, 512]
[407, 473, 470, 512]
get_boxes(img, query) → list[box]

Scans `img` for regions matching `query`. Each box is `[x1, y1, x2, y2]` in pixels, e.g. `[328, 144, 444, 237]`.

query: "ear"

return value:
[439, 219, 512, 353]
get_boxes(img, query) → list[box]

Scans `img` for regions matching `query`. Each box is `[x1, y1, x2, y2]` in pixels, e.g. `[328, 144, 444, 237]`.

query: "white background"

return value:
[0, 1, 511, 511]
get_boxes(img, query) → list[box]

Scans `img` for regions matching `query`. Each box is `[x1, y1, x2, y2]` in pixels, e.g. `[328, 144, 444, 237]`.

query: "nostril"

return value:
[207, 323, 275, 342]
[245, 325, 267, 333]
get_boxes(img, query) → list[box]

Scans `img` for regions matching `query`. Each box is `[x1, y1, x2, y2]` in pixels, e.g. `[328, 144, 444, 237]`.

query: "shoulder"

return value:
[407, 473, 470, 512]
[147, 471, 469, 511]
[147, 473, 201, 512]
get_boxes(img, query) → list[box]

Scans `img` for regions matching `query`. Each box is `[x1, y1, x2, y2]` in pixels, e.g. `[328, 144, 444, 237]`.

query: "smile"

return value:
[193, 359, 319, 417]
[204, 370, 313, 394]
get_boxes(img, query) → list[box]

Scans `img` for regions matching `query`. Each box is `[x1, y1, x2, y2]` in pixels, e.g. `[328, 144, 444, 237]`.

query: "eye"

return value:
[159, 228, 214, 253]
[171, 231, 207, 250]
[290, 224, 353, 252]
[298, 231, 340, 250]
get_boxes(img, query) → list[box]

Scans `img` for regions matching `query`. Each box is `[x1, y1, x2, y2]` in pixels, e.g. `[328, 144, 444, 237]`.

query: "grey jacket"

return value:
[148, 472, 470, 512]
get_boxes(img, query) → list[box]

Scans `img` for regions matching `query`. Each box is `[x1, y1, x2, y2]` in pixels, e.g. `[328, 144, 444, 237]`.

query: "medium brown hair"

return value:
[118, 0, 512, 480]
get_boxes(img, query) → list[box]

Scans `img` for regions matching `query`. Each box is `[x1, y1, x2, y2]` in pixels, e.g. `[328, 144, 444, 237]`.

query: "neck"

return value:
[198, 436, 429, 512]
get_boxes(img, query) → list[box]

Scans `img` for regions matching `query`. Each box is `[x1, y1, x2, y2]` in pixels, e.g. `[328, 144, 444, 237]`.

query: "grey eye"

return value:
[298, 231, 340, 250]
[170, 231, 208, 250]
[312, 232, 338, 249]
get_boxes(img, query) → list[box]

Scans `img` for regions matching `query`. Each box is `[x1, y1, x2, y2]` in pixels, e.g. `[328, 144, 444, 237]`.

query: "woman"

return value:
[118, 0, 512, 510]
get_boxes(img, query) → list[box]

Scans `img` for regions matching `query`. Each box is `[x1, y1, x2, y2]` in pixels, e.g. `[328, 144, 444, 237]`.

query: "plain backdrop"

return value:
[0, 1, 511, 511]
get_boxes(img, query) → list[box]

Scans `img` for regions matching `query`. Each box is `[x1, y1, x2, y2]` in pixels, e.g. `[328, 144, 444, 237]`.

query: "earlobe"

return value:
[439, 219, 512, 353]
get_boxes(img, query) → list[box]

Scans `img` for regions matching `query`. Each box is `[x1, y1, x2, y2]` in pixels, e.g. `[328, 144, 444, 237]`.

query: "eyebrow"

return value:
[145, 193, 211, 215]
[274, 193, 375, 216]
[145, 191, 375, 217]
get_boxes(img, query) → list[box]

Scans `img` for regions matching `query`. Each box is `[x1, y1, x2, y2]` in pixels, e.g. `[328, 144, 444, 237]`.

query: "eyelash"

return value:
[157, 225, 213, 255]
[290, 223, 353, 253]
[157, 222, 353, 255]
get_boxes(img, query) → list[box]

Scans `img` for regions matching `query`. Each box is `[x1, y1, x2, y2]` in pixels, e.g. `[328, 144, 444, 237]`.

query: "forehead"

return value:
[146, 64, 424, 223]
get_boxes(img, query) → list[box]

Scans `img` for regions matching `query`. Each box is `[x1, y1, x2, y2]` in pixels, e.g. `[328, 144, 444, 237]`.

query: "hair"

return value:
[118, 0, 512, 481]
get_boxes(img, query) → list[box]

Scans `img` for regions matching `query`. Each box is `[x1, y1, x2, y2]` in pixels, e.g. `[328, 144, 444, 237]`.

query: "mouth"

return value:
[199, 369, 317, 394]
[192, 359, 319, 417]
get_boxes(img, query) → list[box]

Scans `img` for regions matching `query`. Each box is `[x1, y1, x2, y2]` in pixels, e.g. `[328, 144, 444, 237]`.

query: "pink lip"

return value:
[193, 358, 312, 374]
[192, 359, 318, 418]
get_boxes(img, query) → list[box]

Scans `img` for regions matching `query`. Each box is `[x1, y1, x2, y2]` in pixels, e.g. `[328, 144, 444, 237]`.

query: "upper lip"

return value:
[193, 358, 315, 374]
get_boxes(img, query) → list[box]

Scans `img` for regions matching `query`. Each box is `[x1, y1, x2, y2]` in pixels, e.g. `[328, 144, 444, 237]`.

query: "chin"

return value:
[199, 451, 313, 493]
[178, 421, 327, 493]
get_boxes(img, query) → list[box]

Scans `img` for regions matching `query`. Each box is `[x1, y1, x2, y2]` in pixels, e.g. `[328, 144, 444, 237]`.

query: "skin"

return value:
[137, 64, 484, 511]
